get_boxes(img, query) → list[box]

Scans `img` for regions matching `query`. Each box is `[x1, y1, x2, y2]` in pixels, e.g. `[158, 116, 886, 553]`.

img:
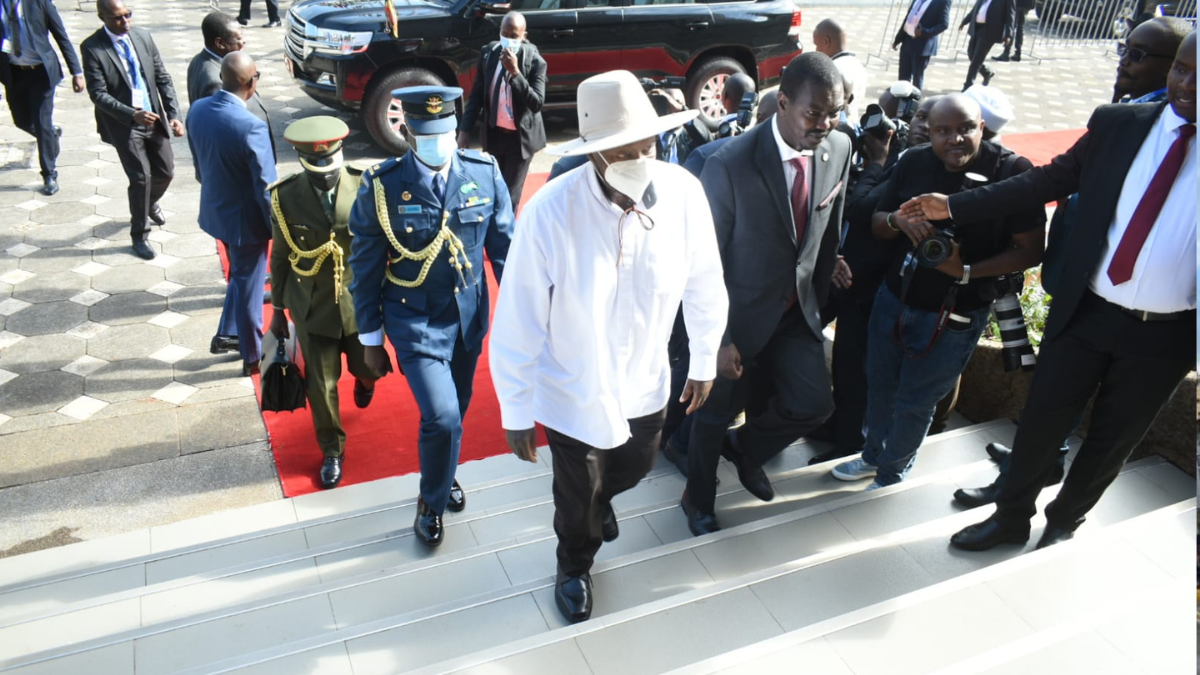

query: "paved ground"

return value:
[0, 0, 1120, 555]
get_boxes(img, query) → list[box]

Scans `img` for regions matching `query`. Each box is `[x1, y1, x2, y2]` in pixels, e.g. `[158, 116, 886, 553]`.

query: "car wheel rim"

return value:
[698, 73, 729, 121]
[387, 97, 406, 136]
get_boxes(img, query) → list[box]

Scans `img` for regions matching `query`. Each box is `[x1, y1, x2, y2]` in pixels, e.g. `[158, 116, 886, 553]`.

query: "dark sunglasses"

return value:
[1116, 42, 1174, 63]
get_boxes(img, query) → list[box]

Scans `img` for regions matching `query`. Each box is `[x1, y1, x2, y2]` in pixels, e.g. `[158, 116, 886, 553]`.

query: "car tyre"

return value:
[686, 56, 747, 132]
[363, 66, 446, 157]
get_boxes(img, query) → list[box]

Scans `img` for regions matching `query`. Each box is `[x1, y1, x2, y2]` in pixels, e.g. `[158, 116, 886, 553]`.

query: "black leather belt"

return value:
[11, 63, 44, 70]
[1090, 291, 1194, 322]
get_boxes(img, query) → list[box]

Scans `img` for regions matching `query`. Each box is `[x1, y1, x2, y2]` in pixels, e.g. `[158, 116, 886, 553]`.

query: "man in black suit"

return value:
[459, 11, 547, 208]
[81, 0, 184, 261]
[960, 0, 1015, 90]
[237, 0, 280, 28]
[0, 0, 86, 195]
[903, 31, 1197, 552]
[187, 11, 274, 158]
[680, 52, 853, 535]
[892, 0, 952, 91]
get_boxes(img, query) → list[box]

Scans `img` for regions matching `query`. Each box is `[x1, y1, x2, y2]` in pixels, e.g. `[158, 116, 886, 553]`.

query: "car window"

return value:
[630, 0, 696, 4]
[509, 0, 566, 10]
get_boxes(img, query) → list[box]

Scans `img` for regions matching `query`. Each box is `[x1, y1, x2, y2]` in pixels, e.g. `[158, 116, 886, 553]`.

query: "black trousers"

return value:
[965, 26, 998, 88]
[547, 407, 666, 576]
[827, 289, 874, 452]
[112, 124, 174, 241]
[995, 292, 1194, 529]
[3, 63, 58, 179]
[897, 40, 932, 91]
[686, 305, 833, 514]
[239, 0, 279, 22]
[485, 126, 532, 210]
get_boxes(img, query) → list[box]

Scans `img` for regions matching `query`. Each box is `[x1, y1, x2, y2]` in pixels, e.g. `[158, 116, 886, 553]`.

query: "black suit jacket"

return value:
[461, 41, 547, 159]
[80, 26, 180, 144]
[894, 0, 952, 57]
[186, 49, 275, 159]
[963, 0, 1016, 43]
[948, 103, 1185, 350]
[700, 123, 852, 356]
[0, 0, 81, 86]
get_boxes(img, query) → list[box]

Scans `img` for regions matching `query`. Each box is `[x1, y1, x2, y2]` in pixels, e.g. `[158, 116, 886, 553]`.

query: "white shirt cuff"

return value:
[686, 352, 718, 383]
[358, 328, 384, 347]
[499, 403, 536, 432]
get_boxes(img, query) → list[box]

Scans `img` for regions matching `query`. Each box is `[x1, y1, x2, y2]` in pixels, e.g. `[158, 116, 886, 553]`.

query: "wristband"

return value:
[957, 264, 972, 285]
[886, 211, 900, 232]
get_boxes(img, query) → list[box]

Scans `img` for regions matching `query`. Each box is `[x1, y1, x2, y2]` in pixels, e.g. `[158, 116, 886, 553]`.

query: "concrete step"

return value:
[4, 428, 1188, 675]
[660, 501, 1195, 675]
[0, 421, 1009, 637]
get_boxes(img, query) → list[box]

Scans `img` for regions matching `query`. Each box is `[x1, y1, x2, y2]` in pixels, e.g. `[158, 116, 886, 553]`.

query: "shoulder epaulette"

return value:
[266, 172, 302, 192]
[457, 148, 495, 165]
[364, 156, 401, 179]
[345, 161, 369, 175]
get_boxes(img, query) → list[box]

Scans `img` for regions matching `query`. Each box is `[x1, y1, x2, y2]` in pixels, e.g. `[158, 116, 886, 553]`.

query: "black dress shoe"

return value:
[237, 16, 249, 25]
[447, 480, 466, 513]
[981, 66, 995, 86]
[42, 177, 59, 196]
[950, 516, 1030, 551]
[722, 434, 774, 502]
[661, 438, 688, 477]
[319, 456, 343, 489]
[149, 204, 166, 226]
[414, 497, 443, 546]
[680, 491, 720, 536]
[210, 335, 239, 354]
[808, 446, 856, 466]
[264, 19, 282, 27]
[601, 503, 618, 542]
[1011, 53, 1021, 62]
[1034, 525, 1075, 550]
[953, 481, 1001, 508]
[554, 570, 593, 623]
[992, 52, 1011, 62]
[985, 442, 1012, 463]
[353, 378, 375, 409]
[132, 239, 156, 260]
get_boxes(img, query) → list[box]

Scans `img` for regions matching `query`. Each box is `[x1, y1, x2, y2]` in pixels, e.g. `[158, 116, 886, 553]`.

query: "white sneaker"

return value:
[832, 458, 876, 482]
[864, 481, 885, 492]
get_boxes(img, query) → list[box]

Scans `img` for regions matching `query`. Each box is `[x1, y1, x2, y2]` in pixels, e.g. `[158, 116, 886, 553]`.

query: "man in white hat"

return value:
[963, 84, 1013, 143]
[489, 69, 728, 624]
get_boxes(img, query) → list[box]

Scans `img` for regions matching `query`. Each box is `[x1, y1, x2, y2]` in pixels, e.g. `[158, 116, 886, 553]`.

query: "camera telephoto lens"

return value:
[993, 293, 1036, 372]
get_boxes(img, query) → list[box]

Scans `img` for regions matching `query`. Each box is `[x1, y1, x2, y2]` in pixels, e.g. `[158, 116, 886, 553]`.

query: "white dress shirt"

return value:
[358, 157, 453, 347]
[493, 57, 517, 131]
[489, 160, 728, 449]
[903, 0, 935, 37]
[1089, 106, 1196, 313]
[975, 0, 993, 23]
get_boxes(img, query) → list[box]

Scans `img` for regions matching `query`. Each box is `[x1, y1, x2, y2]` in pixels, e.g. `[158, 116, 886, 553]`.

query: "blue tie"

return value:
[432, 174, 445, 205]
[116, 37, 147, 104]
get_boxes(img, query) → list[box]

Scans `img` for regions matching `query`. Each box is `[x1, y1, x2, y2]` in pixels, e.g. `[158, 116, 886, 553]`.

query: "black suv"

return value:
[283, 0, 803, 155]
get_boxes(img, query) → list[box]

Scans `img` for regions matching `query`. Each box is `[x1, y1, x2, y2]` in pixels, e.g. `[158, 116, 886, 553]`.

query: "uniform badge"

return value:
[822, 152, 829, 162]
[398, 205, 422, 214]
[460, 181, 479, 194]
[401, 191, 412, 201]
[425, 96, 444, 114]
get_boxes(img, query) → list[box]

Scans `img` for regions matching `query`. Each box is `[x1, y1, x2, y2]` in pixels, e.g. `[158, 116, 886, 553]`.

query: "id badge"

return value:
[1, 39, 11, 55]
[130, 89, 146, 110]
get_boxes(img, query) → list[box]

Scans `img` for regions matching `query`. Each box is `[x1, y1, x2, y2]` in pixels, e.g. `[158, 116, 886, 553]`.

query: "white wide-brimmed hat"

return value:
[549, 70, 699, 157]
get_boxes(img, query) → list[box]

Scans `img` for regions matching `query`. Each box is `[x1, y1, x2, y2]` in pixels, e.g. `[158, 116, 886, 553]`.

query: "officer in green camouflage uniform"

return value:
[268, 116, 381, 489]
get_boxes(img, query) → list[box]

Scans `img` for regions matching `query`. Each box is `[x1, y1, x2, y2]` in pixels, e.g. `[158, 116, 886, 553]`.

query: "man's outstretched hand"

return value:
[899, 193, 951, 222]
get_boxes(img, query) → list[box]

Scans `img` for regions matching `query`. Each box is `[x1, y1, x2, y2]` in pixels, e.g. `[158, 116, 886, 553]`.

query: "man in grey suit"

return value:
[186, 11, 274, 159]
[80, 0, 183, 260]
[680, 52, 853, 535]
[0, 0, 87, 195]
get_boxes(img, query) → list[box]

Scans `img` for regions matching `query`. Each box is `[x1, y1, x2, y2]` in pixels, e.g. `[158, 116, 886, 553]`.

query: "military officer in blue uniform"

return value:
[349, 85, 514, 547]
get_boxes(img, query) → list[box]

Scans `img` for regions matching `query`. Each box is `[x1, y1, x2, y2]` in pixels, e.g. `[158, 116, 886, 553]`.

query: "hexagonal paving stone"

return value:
[162, 232, 218, 259]
[91, 241, 147, 268]
[4, 300, 88, 336]
[0, 334, 86, 375]
[30, 201, 99, 226]
[84, 356, 176, 404]
[17, 247, 93, 275]
[90, 263, 165, 295]
[165, 256, 226, 286]
[95, 198, 134, 220]
[88, 291, 168, 326]
[11, 271, 92, 304]
[0, 369, 83, 416]
[54, 150, 100, 168]
[22, 222, 93, 248]
[0, 208, 30, 228]
[86, 323, 170, 362]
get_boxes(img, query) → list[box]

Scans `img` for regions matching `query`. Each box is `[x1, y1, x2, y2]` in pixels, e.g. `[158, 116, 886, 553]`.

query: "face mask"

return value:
[597, 155, 653, 204]
[499, 35, 522, 52]
[306, 169, 340, 193]
[412, 132, 457, 168]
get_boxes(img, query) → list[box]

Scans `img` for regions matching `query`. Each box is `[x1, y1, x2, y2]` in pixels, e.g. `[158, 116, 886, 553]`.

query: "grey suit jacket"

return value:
[80, 26, 180, 144]
[700, 121, 852, 357]
[186, 49, 275, 159]
[0, 0, 82, 86]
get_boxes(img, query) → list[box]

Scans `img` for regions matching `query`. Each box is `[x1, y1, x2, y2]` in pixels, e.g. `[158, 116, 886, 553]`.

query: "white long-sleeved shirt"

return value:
[489, 160, 728, 450]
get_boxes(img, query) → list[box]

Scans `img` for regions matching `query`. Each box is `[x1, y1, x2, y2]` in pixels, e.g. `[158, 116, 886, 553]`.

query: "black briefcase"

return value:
[260, 336, 307, 413]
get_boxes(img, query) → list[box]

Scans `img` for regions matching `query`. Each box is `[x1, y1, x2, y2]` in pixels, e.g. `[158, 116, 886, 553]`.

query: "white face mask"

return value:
[412, 132, 457, 168]
[499, 35, 522, 52]
[596, 155, 653, 204]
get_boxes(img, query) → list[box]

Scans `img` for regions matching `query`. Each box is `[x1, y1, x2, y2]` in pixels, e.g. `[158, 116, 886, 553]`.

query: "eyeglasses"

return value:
[1116, 42, 1174, 63]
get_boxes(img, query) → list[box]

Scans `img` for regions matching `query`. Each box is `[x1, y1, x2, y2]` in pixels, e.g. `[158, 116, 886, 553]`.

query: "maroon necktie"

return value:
[1106, 123, 1195, 285]
[789, 157, 809, 246]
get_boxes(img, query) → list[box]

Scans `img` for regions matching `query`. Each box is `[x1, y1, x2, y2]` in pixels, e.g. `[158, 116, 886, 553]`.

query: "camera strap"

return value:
[895, 252, 960, 358]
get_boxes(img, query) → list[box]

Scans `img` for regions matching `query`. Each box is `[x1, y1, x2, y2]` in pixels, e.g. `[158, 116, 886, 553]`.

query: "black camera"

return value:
[718, 92, 758, 138]
[915, 226, 957, 267]
[642, 76, 688, 116]
[860, 103, 897, 140]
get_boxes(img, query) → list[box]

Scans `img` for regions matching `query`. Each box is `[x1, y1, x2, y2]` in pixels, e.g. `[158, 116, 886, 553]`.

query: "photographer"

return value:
[716, 73, 757, 138]
[829, 94, 1044, 489]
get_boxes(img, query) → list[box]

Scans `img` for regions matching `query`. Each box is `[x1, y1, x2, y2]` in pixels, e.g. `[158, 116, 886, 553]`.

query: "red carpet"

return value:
[233, 173, 548, 497]
[1003, 129, 1086, 170]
